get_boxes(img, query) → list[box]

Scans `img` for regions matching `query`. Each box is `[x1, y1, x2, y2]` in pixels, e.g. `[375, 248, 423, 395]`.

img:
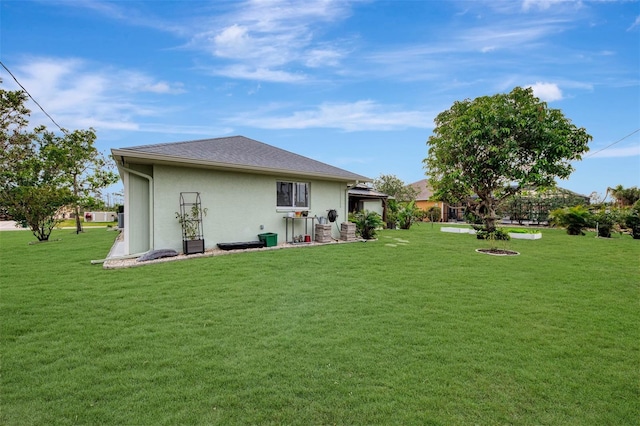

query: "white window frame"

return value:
[276, 181, 310, 210]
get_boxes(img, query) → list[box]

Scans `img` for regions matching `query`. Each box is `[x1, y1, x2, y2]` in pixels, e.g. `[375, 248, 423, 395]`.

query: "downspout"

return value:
[118, 164, 154, 252]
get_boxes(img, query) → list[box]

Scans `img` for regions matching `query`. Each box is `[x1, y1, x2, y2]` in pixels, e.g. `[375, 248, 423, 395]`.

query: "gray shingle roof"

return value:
[348, 184, 389, 198]
[408, 179, 435, 201]
[113, 136, 371, 182]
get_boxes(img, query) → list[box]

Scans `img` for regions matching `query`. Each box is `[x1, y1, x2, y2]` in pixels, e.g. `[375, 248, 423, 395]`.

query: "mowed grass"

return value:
[1, 224, 638, 425]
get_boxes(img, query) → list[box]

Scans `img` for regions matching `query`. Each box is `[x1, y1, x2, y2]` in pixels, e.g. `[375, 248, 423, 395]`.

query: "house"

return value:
[408, 179, 589, 224]
[348, 183, 389, 219]
[408, 179, 453, 221]
[111, 136, 371, 255]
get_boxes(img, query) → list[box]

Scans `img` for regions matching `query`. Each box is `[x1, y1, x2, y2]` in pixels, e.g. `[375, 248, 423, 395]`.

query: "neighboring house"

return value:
[54, 205, 76, 220]
[408, 179, 451, 221]
[348, 184, 389, 218]
[409, 179, 589, 224]
[111, 136, 371, 255]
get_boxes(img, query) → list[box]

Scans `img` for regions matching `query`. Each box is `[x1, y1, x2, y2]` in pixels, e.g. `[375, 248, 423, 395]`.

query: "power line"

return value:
[0, 60, 67, 133]
[584, 128, 640, 158]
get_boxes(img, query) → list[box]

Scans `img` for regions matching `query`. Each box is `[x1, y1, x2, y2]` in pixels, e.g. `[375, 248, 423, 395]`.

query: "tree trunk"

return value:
[477, 193, 498, 232]
[73, 174, 82, 234]
[75, 205, 82, 234]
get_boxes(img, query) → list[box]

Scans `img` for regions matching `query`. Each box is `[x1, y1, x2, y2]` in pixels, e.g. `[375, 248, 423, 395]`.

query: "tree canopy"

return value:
[373, 174, 417, 202]
[423, 87, 591, 231]
[0, 85, 118, 240]
[607, 185, 640, 208]
[39, 127, 119, 233]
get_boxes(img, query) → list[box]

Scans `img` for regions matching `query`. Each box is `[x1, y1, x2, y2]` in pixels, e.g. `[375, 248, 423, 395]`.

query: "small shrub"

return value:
[397, 201, 419, 230]
[475, 227, 511, 251]
[591, 209, 617, 238]
[425, 206, 442, 222]
[549, 205, 591, 235]
[476, 228, 511, 241]
[349, 210, 383, 240]
[625, 201, 640, 239]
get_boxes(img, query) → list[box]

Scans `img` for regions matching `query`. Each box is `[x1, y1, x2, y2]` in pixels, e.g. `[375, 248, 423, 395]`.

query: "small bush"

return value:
[591, 209, 617, 238]
[425, 206, 442, 222]
[397, 201, 419, 230]
[476, 228, 511, 241]
[349, 210, 383, 240]
[625, 201, 640, 239]
[550, 205, 591, 235]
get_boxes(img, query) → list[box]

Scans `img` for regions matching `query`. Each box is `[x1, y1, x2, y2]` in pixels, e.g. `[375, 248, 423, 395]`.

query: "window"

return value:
[277, 181, 309, 208]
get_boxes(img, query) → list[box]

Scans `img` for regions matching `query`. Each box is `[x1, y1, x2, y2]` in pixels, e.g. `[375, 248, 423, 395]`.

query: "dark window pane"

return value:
[277, 182, 293, 207]
[295, 183, 309, 207]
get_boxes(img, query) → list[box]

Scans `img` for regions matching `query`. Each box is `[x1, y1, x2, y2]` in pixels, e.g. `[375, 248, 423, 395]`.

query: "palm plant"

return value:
[349, 210, 383, 240]
[549, 205, 591, 235]
[397, 200, 419, 230]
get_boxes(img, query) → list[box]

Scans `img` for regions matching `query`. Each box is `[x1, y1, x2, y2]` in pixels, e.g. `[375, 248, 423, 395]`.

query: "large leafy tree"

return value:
[373, 174, 418, 202]
[424, 87, 591, 232]
[40, 128, 119, 233]
[0, 88, 73, 240]
[0, 85, 118, 239]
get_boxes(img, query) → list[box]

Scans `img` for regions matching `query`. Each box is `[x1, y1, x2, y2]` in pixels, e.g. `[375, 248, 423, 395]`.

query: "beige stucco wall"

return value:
[416, 200, 445, 221]
[361, 199, 384, 217]
[122, 165, 152, 254]
[123, 164, 351, 254]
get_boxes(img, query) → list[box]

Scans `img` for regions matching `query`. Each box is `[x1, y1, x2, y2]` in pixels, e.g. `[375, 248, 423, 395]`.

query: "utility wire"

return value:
[584, 128, 640, 158]
[0, 60, 67, 133]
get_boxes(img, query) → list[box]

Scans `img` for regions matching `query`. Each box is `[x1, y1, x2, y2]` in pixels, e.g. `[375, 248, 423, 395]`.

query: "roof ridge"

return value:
[124, 135, 245, 151]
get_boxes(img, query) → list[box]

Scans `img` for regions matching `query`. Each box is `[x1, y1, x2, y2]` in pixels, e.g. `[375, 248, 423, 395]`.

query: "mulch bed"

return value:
[475, 248, 520, 256]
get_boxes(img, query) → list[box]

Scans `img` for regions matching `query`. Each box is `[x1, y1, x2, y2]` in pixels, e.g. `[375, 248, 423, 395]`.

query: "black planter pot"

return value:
[183, 239, 205, 255]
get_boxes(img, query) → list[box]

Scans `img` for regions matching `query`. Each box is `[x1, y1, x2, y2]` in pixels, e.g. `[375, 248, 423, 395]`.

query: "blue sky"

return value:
[1, 0, 639, 199]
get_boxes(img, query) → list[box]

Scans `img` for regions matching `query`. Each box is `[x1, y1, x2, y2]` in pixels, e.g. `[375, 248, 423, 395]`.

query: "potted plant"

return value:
[176, 201, 208, 255]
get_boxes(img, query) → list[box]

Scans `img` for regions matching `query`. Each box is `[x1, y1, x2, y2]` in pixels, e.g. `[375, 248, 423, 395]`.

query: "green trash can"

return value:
[258, 232, 278, 247]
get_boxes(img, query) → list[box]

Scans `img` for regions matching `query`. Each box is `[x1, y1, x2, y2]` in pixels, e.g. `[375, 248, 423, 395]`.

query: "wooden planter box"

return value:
[183, 239, 205, 255]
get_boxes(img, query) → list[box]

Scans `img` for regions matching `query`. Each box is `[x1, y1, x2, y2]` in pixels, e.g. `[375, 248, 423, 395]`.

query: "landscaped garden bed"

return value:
[508, 228, 543, 239]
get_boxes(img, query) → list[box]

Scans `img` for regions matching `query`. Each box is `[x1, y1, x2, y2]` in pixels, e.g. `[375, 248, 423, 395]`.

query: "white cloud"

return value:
[304, 47, 344, 68]
[522, 0, 578, 12]
[7, 57, 184, 131]
[462, 21, 566, 52]
[213, 24, 254, 59]
[588, 145, 640, 159]
[190, 0, 352, 81]
[628, 15, 640, 31]
[226, 100, 435, 131]
[528, 82, 563, 101]
[211, 65, 307, 83]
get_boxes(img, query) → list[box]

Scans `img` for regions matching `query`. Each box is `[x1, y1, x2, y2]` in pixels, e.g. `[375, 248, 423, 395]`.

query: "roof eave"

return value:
[111, 148, 371, 183]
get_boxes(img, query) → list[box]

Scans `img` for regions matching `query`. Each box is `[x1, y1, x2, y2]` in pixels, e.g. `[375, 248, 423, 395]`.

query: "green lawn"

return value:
[1, 224, 638, 425]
